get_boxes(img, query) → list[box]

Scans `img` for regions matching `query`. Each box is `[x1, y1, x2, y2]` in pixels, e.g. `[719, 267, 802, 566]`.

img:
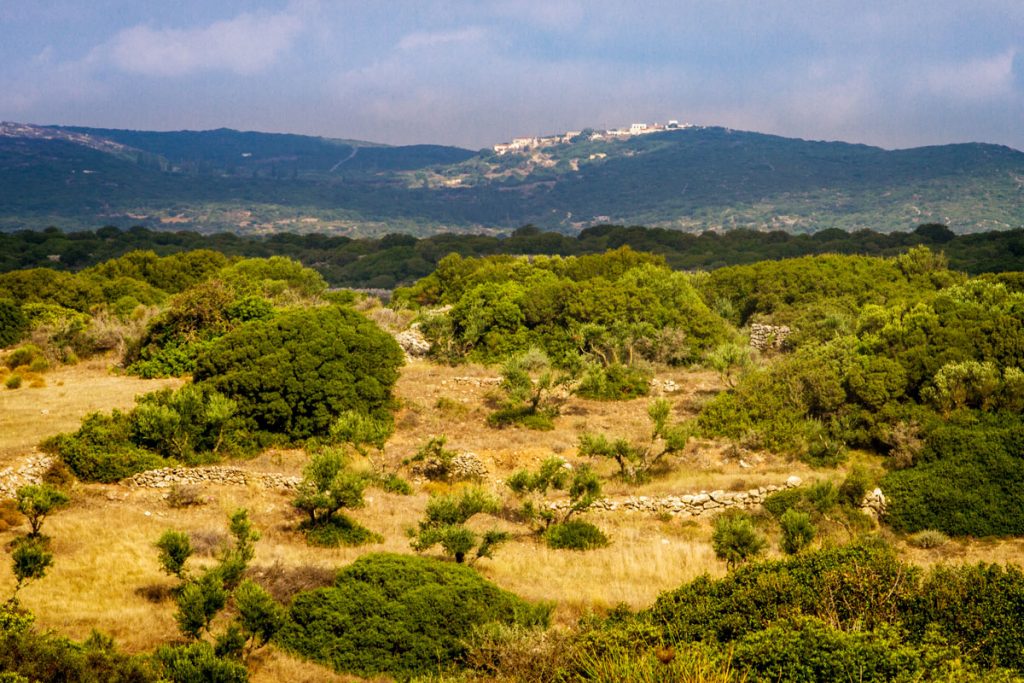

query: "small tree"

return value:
[330, 410, 394, 473]
[411, 488, 508, 564]
[578, 399, 690, 482]
[712, 511, 766, 569]
[707, 342, 754, 388]
[175, 571, 228, 640]
[780, 508, 815, 555]
[155, 530, 193, 579]
[488, 348, 565, 430]
[15, 484, 69, 538]
[507, 457, 602, 531]
[233, 579, 286, 657]
[292, 447, 378, 546]
[10, 537, 52, 598]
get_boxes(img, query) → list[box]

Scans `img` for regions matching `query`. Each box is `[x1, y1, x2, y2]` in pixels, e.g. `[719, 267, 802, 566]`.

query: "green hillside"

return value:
[1, 123, 1022, 236]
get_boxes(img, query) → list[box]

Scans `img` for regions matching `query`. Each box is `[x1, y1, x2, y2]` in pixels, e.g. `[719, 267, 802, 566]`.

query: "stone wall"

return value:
[749, 323, 791, 352]
[123, 466, 300, 490]
[547, 476, 803, 517]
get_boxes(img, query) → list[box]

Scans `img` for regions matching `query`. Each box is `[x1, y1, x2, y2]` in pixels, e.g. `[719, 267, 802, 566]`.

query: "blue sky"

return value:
[2, 1, 1022, 150]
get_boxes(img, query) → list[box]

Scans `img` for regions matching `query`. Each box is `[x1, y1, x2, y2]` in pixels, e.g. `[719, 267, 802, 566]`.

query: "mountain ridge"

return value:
[1, 121, 1022, 236]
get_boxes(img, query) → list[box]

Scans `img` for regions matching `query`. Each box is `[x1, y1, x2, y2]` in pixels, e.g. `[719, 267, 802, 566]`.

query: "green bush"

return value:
[711, 511, 766, 569]
[645, 541, 914, 644]
[882, 417, 1024, 536]
[0, 606, 158, 683]
[5, 344, 45, 370]
[762, 488, 804, 518]
[0, 300, 28, 349]
[194, 306, 403, 441]
[779, 509, 815, 555]
[154, 642, 248, 683]
[733, 617, 926, 683]
[278, 553, 550, 678]
[543, 520, 609, 550]
[44, 412, 165, 483]
[574, 362, 651, 400]
[4, 375, 21, 390]
[903, 563, 1024, 672]
[301, 515, 381, 548]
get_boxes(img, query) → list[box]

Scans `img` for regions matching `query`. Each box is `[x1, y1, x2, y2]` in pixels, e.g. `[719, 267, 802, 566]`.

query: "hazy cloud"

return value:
[100, 10, 304, 77]
[1, 1, 1022, 150]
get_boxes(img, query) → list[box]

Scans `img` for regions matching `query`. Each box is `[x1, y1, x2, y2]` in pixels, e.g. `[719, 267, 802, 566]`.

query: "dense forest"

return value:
[1, 235, 1023, 682]
[2, 222, 1023, 289]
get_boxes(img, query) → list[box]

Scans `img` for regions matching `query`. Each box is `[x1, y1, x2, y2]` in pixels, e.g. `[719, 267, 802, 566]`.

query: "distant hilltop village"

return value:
[493, 120, 694, 155]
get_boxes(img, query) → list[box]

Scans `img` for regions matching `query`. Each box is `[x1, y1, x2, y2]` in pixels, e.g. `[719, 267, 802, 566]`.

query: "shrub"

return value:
[0, 299, 28, 349]
[5, 344, 46, 371]
[732, 616, 923, 683]
[762, 488, 804, 518]
[903, 563, 1024, 672]
[303, 516, 381, 548]
[906, 530, 949, 549]
[487, 348, 563, 430]
[4, 374, 21, 390]
[0, 606, 158, 682]
[838, 465, 871, 508]
[10, 537, 52, 596]
[411, 488, 508, 564]
[543, 520, 609, 550]
[292, 447, 379, 547]
[154, 642, 248, 683]
[779, 509, 815, 555]
[711, 511, 766, 569]
[278, 553, 550, 678]
[43, 412, 165, 483]
[645, 540, 915, 644]
[578, 399, 690, 482]
[194, 306, 403, 441]
[882, 418, 1024, 536]
[574, 362, 650, 400]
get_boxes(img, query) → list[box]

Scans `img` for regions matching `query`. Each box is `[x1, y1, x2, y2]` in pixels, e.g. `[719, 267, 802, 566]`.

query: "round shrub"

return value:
[194, 306, 403, 441]
[543, 520, 610, 550]
[278, 553, 550, 678]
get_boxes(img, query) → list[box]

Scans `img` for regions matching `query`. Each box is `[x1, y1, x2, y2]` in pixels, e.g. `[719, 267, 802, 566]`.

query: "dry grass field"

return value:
[1, 356, 1022, 681]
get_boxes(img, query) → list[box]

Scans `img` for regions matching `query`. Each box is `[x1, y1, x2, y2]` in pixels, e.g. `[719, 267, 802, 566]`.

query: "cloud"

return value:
[922, 49, 1018, 102]
[397, 27, 487, 51]
[100, 10, 304, 77]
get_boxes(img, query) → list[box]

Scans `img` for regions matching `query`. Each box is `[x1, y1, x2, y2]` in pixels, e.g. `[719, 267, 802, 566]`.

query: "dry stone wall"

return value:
[0, 454, 53, 499]
[124, 466, 300, 490]
[749, 324, 791, 352]
[548, 476, 803, 517]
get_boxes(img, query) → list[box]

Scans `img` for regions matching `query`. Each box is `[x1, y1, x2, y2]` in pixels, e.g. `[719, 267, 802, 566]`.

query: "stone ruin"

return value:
[749, 323, 791, 352]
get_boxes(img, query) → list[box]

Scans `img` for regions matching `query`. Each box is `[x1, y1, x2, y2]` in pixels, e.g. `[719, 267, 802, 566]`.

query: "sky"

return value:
[1, 1, 1022, 150]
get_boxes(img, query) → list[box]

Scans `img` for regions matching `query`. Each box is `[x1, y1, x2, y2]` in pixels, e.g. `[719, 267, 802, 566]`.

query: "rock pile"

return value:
[123, 466, 300, 490]
[394, 325, 431, 358]
[409, 451, 488, 482]
[441, 376, 502, 387]
[860, 487, 887, 522]
[0, 454, 54, 499]
[547, 476, 803, 517]
[749, 324, 791, 352]
[649, 378, 680, 394]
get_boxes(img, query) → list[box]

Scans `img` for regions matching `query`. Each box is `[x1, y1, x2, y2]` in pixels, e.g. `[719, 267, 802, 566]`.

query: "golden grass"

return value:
[0, 356, 181, 463]
[0, 356, 1022, 681]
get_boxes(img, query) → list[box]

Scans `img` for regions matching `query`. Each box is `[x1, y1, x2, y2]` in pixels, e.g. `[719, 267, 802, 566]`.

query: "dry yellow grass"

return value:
[0, 356, 1021, 681]
[0, 355, 181, 462]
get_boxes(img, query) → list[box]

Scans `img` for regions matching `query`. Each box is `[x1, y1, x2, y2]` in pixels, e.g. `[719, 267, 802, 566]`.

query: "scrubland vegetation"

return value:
[0, 227, 1022, 682]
